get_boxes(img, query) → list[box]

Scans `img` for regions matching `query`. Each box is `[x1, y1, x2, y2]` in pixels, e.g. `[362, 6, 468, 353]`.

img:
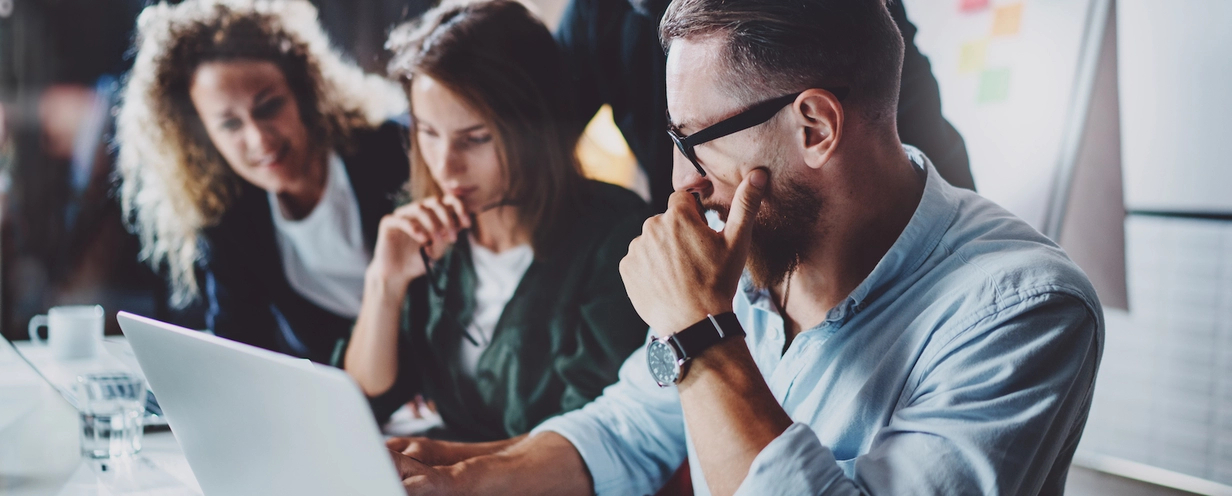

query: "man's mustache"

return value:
[699, 200, 730, 220]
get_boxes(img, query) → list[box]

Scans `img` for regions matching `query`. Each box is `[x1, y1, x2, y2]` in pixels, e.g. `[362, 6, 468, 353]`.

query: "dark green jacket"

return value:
[371, 181, 651, 441]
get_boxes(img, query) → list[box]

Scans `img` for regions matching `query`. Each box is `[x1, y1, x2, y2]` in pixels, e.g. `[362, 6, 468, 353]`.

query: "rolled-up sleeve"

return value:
[735, 423, 855, 496]
[534, 341, 688, 496]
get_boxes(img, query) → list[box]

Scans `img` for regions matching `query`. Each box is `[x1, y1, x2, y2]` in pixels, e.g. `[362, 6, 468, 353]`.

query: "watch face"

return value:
[646, 339, 680, 386]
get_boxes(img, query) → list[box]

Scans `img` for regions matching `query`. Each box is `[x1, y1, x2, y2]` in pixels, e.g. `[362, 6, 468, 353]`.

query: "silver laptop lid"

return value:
[117, 312, 403, 496]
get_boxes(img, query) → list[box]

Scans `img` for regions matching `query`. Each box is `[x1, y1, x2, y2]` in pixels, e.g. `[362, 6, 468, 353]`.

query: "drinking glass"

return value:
[74, 372, 147, 459]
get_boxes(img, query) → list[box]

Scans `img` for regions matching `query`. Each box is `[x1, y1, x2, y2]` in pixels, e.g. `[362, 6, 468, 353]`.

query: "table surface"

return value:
[0, 335, 441, 496]
[2, 328, 1198, 496]
[0, 336, 203, 496]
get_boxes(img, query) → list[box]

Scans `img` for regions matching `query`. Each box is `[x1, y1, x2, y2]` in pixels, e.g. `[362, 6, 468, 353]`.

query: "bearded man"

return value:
[388, 1, 1103, 494]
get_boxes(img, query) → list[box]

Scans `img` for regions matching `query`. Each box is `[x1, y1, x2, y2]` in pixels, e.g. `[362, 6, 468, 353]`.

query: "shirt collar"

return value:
[740, 145, 960, 322]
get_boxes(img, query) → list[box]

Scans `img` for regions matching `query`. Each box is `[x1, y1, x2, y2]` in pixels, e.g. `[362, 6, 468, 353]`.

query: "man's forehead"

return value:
[665, 36, 741, 132]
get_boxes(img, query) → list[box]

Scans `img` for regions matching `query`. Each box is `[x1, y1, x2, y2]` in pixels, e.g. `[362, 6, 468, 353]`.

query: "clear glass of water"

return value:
[74, 372, 147, 459]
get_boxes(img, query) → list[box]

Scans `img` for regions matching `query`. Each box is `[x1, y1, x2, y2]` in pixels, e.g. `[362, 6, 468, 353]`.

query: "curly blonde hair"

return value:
[115, 0, 406, 308]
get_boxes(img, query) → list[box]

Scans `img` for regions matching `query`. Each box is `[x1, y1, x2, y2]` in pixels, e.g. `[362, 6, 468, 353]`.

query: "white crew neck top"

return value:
[268, 152, 370, 318]
[458, 235, 534, 379]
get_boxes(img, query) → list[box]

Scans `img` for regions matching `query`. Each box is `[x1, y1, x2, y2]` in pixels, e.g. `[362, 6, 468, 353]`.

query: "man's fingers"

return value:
[722, 168, 768, 249]
[386, 437, 411, 452]
[389, 449, 428, 479]
[665, 190, 705, 222]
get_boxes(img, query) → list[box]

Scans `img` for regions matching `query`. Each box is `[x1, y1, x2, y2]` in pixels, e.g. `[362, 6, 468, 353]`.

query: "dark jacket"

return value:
[371, 180, 652, 441]
[199, 122, 409, 364]
[555, 0, 976, 212]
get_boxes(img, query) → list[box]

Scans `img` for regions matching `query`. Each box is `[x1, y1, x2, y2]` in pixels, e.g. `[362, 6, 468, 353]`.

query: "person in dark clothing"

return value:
[113, 0, 409, 364]
[346, 0, 650, 442]
[195, 123, 409, 364]
[555, 0, 975, 211]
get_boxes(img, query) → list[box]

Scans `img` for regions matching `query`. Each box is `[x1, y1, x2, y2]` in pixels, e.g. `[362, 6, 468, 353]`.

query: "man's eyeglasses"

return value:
[667, 87, 850, 177]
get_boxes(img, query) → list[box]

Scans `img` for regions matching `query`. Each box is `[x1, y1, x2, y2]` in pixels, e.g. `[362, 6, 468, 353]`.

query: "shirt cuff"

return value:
[734, 422, 856, 496]
[533, 414, 633, 496]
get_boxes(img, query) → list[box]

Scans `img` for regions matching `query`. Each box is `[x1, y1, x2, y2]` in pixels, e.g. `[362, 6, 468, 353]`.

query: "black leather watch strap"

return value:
[670, 312, 744, 360]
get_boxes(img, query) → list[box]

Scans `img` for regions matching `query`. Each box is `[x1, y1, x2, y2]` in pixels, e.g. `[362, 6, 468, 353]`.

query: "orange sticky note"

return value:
[958, 40, 987, 74]
[991, 3, 1024, 37]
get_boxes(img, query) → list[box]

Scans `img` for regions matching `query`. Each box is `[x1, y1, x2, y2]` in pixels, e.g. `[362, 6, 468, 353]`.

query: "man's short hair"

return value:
[660, 0, 905, 123]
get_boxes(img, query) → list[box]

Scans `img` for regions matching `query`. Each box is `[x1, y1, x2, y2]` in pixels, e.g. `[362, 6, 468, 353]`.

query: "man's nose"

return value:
[672, 150, 707, 193]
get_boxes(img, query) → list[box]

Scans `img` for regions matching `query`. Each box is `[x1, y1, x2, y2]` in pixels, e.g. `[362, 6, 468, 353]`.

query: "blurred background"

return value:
[0, 0, 1228, 494]
[0, 0, 445, 337]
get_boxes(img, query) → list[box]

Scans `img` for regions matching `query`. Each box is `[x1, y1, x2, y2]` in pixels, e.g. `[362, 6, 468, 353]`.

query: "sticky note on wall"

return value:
[960, 0, 989, 13]
[959, 40, 988, 73]
[978, 68, 1012, 104]
[992, 3, 1024, 37]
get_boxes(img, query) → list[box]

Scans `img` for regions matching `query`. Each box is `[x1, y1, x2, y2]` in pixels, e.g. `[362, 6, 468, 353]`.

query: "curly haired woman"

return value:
[115, 0, 409, 364]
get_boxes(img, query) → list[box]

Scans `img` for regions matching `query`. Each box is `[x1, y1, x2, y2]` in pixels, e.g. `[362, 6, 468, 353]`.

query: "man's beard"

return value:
[707, 169, 823, 290]
[747, 176, 822, 289]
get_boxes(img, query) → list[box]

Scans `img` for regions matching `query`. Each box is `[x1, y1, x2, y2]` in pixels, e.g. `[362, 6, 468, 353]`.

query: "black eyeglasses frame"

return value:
[667, 87, 850, 177]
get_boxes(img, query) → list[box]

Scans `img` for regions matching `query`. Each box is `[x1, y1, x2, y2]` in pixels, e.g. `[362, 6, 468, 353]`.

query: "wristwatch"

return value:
[646, 312, 744, 387]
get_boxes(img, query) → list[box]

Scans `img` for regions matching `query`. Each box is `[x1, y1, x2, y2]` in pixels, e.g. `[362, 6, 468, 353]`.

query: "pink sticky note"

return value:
[960, 0, 989, 13]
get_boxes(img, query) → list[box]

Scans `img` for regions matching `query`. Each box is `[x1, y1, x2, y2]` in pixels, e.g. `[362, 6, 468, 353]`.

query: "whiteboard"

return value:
[1118, 0, 1232, 214]
[1077, 215, 1232, 489]
[904, 0, 1109, 234]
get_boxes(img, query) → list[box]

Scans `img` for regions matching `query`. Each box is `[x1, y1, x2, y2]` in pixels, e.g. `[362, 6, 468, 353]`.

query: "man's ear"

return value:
[793, 88, 844, 170]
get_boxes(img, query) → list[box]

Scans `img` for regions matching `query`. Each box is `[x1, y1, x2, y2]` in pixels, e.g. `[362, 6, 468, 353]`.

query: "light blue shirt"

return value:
[533, 147, 1104, 495]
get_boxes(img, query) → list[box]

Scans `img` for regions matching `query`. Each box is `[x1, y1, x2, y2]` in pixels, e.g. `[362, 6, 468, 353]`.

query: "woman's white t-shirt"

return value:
[269, 153, 370, 319]
[458, 236, 533, 380]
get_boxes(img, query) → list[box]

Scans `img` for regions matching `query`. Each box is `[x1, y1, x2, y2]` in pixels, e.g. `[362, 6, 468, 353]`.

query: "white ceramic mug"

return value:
[27, 305, 105, 360]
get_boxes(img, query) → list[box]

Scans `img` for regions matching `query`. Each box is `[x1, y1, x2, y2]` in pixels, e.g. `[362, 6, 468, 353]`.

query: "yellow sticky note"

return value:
[991, 3, 1023, 37]
[959, 40, 987, 74]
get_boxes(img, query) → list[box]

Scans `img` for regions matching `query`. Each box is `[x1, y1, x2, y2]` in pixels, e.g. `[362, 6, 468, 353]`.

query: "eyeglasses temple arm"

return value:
[682, 93, 802, 148]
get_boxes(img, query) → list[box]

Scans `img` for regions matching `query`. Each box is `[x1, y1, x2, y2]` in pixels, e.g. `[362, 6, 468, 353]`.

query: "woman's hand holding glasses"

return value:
[369, 195, 472, 291]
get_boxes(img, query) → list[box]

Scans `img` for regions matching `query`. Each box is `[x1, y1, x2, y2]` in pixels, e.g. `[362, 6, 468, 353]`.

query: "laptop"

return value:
[117, 312, 404, 496]
[0, 328, 170, 429]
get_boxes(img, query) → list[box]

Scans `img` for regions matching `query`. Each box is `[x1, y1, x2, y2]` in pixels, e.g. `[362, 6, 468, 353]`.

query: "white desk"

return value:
[0, 337, 202, 496]
[0, 334, 441, 496]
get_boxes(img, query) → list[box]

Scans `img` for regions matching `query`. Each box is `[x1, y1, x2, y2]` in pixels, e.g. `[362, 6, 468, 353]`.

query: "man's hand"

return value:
[389, 449, 459, 496]
[386, 436, 477, 467]
[620, 169, 767, 335]
[386, 432, 590, 496]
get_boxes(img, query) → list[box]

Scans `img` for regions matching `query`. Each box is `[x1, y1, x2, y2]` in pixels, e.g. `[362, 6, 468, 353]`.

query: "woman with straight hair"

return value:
[115, 0, 409, 364]
[345, 0, 650, 445]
